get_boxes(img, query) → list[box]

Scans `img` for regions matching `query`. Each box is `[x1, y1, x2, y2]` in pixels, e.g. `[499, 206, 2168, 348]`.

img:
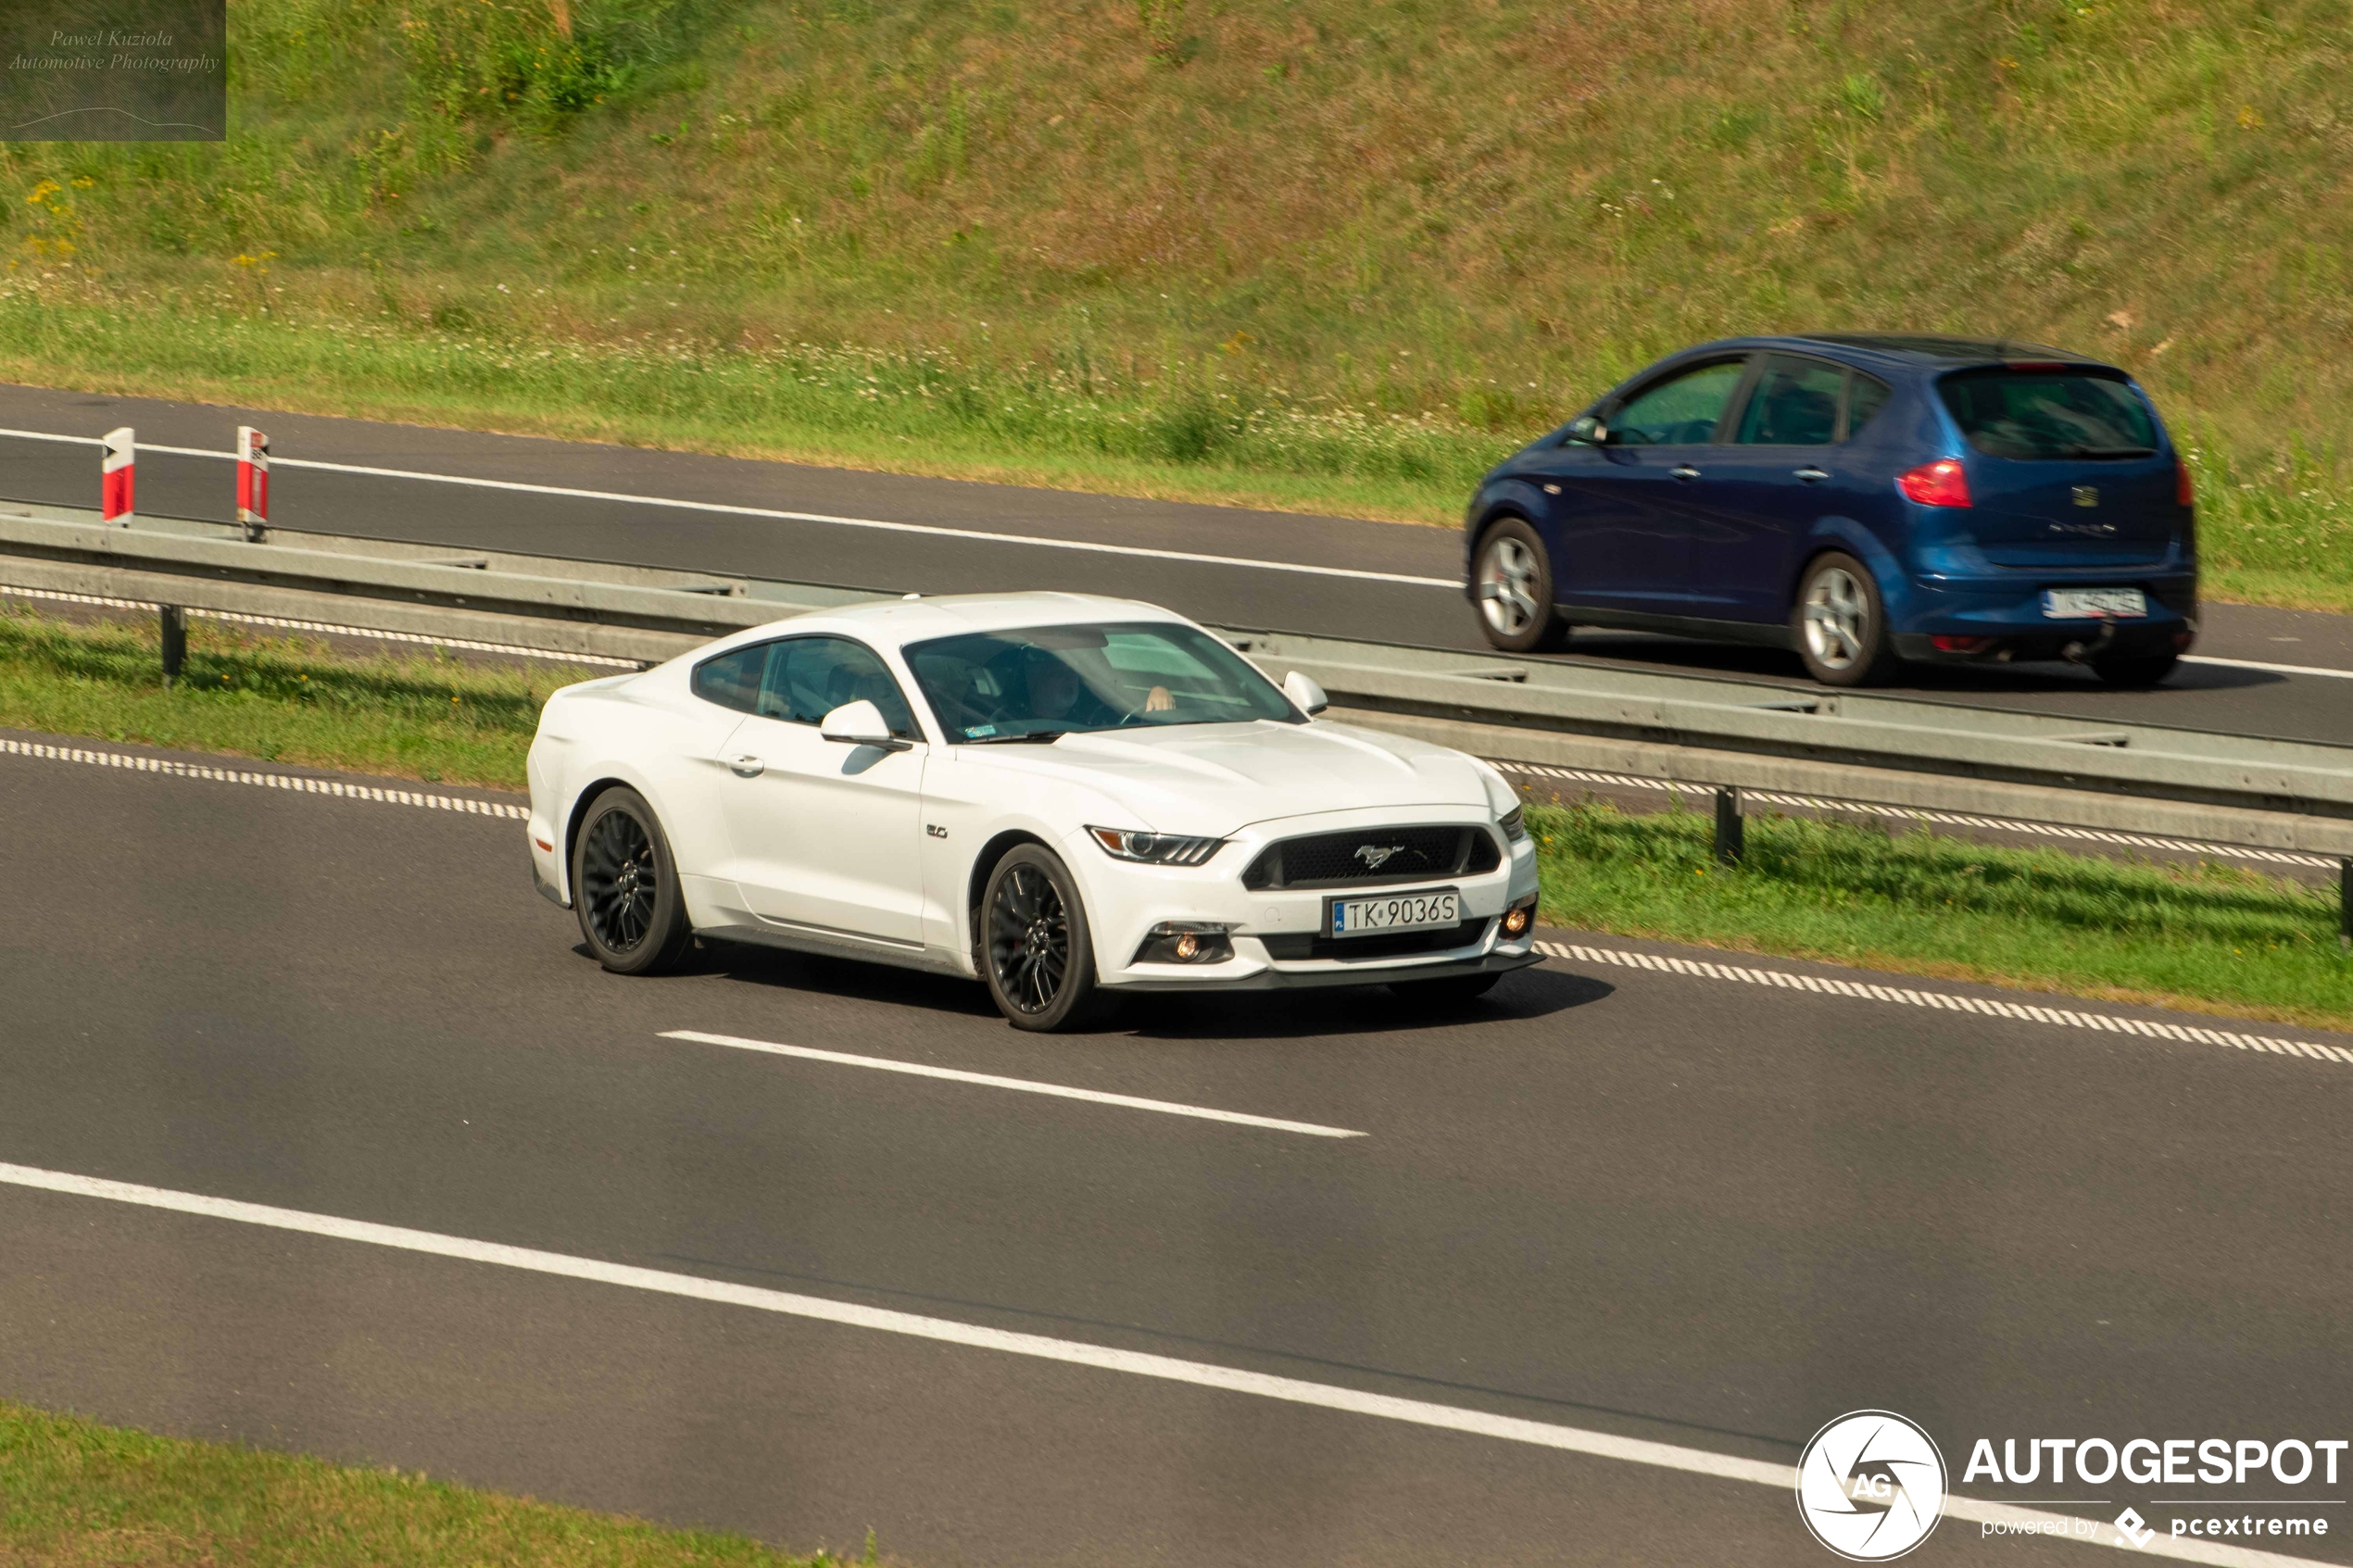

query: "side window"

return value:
[761, 636, 920, 740]
[1843, 373, 1893, 440]
[691, 643, 769, 714]
[1611, 360, 1746, 445]
[1730, 355, 1843, 445]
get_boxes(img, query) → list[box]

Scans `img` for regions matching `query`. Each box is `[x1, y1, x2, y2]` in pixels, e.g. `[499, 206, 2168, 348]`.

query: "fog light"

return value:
[1133, 922, 1234, 965]
[1503, 905, 1531, 936]
[2173, 631, 2196, 650]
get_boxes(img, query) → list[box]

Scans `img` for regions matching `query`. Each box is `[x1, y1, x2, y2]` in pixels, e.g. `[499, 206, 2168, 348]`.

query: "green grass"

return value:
[0, 0, 2350, 579]
[0, 603, 561, 787]
[1529, 800, 2353, 1033]
[0, 1399, 866, 1568]
[4, 604, 2346, 1028]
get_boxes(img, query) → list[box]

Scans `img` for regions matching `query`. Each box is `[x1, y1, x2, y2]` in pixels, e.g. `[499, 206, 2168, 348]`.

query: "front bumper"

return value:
[1074, 808, 1542, 993]
[1111, 941, 1542, 992]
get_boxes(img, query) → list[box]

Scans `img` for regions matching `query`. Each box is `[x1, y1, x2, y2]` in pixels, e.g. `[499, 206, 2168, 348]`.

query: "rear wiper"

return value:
[2062, 445, 2157, 458]
[966, 730, 1065, 745]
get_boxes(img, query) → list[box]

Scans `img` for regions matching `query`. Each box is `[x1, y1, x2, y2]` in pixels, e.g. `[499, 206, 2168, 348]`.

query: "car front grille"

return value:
[1242, 824, 1500, 891]
[1260, 917, 1493, 961]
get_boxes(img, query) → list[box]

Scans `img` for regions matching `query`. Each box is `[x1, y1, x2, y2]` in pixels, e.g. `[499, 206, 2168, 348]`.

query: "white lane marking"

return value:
[0, 428, 1457, 589]
[661, 1029, 1364, 1138]
[0, 736, 527, 820]
[0, 1161, 2321, 1565]
[1496, 759, 2340, 870]
[0, 582, 640, 668]
[2184, 654, 2353, 681]
[1536, 941, 2353, 1067]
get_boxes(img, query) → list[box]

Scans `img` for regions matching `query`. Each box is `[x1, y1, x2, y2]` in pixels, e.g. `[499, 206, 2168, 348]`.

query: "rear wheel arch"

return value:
[561, 775, 635, 901]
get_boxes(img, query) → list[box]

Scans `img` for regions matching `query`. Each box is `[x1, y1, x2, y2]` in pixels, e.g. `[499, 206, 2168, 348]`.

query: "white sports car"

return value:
[525, 592, 1541, 1029]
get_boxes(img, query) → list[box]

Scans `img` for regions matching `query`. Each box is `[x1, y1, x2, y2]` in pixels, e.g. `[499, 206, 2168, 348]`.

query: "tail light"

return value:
[1931, 634, 1995, 654]
[1898, 458, 1971, 508]
[2176, 458, 2195, 508]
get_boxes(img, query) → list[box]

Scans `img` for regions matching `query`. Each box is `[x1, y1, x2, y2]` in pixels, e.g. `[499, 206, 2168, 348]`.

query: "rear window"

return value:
[1938, 370, 2158, 460]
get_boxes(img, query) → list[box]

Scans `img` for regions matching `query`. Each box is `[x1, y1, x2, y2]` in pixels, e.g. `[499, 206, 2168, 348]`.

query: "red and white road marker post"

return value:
[101, 426, 134, 524]
[236, 425, 269, 541]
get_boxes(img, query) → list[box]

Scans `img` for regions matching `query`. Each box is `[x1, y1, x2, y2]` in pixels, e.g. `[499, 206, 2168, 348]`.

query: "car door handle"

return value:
[727, 754, 764, 778]
[1793, 466, 1830, 483]
[1670, 465, 1701, 482]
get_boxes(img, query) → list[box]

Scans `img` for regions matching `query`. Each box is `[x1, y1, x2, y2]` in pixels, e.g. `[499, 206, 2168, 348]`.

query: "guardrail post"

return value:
[1714, 785, 1744, 866]
[236, 426, 269, 543]
[101, 426, 134, 525]
[2341, 859, 2351, 952]
[159, 605, 185, 685]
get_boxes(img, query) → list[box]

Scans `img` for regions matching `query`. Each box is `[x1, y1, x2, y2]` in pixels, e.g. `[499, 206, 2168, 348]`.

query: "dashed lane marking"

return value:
[0, 737, 526, 820]
[1496, 759, 2339, 871]
[0, 1160, 2324, 1564]
[1, 582, 642, 668]
[663, 1029, 1365, 1138]
[1536, 940, 2353, 1068]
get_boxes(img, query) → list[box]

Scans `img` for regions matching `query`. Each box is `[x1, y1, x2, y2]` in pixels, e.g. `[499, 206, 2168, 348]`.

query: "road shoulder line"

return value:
[1537, 939, 2353, 1067]
[0, 734, 526, 821]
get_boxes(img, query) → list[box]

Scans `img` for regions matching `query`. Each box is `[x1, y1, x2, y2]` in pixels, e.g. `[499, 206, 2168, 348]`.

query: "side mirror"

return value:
[1282, 670, 1328, 716]
[819, 699, 912, 751]
[1565, 414, 1609, 445]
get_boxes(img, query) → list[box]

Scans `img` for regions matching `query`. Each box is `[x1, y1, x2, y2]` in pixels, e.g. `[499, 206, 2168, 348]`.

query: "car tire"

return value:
[981, 844, 1111, 1032]
[1388, 972, 1503, 1004]
[1792, 552, 1902, 687]
[2090, 650, 2180, 688]
[572, 785, 694, 975]
[1473, 517, 1571, 653]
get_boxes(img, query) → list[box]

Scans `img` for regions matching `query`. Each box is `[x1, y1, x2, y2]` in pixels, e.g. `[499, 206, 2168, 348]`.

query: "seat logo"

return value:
[2072, 485, 2100, 508]
[1353, 844, 1405, 870]
[1795, 1410, 1946, 1560]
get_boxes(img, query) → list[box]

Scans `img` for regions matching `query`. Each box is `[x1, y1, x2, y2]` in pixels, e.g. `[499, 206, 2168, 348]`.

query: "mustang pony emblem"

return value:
[1354, 844, 1406, 870]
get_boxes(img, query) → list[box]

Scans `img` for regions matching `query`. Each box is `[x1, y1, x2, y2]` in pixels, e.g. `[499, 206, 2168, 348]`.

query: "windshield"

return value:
[905, 621, 1300, 742]
[1938, 369, 2158, 460]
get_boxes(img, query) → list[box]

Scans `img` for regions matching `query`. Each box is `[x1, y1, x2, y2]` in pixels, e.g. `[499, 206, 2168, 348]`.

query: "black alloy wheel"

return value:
[981, 845, 1108, 1031]
[573, 785, 692, 974]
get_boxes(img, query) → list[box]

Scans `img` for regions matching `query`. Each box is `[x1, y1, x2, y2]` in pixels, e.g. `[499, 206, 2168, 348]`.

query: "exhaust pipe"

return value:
[2062, 621, 2120, 664]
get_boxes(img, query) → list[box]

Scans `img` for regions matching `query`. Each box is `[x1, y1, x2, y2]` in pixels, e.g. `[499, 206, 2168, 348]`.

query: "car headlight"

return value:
[1497, 805, 1528, 843]
[1088, 826, 1224, 866]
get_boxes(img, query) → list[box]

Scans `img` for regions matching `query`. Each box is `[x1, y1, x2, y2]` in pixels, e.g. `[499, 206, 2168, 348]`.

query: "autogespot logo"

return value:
[1797, 1411, 1948, 1561]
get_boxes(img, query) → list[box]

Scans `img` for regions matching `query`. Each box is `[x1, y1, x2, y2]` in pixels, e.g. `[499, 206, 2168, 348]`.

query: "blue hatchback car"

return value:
[1462, 334, 2197, 686]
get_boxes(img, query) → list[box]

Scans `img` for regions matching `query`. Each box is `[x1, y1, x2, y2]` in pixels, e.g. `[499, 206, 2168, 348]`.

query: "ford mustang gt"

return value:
[526, 593, 1541, 1029]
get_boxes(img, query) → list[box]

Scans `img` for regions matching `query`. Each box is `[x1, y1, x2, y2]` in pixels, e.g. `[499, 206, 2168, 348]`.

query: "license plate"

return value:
[1328, 888, 1460, 937]
[2043, 588, 2146, 620]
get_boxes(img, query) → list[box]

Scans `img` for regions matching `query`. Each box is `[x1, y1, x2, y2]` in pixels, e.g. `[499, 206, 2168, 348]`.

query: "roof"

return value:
[730, 590, 1188, 651]
[1784, 332, 2102, 367]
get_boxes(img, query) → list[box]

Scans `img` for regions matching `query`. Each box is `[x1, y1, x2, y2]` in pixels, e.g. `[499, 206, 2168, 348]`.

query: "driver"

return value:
[1026, 652, 1175, 723]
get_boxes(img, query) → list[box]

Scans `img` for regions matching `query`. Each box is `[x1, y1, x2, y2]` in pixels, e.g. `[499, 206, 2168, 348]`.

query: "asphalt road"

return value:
[4, 383, 2352, 747]
[5, 733, 2349, 1565]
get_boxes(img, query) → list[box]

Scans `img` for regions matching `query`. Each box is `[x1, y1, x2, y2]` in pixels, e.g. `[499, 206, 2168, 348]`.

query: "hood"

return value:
[961, 719, 1499, 834]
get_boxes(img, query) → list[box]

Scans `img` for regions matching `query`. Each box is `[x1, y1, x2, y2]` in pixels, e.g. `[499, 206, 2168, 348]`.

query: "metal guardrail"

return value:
[5, 501, 2353, 882]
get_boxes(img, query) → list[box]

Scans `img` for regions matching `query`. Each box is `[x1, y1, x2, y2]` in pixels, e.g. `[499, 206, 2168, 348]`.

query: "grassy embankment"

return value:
[0, 1399, 867, 1568]
[6, 603, 2346, 1030]
[0, 0, 2350, 602]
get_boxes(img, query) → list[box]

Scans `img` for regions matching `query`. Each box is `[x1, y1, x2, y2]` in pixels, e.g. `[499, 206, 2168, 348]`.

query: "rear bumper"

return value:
[1894, 568, 2196, 661]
